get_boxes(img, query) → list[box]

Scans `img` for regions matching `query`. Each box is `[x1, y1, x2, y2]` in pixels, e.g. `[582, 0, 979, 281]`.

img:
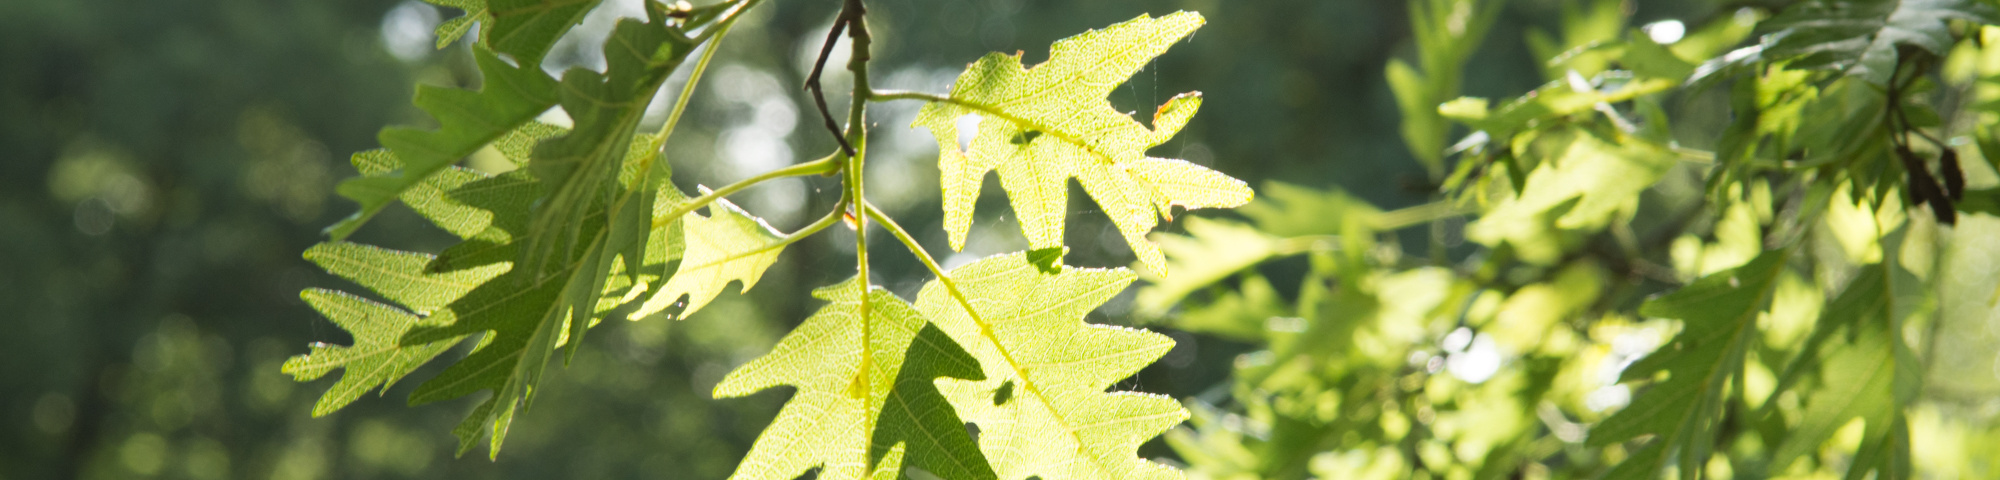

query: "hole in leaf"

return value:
[965, 422, 981, 443]
[955, 114, 981, 152]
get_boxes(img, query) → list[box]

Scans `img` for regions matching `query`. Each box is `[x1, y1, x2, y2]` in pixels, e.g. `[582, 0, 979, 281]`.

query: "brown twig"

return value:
[805, 8, 857, 157]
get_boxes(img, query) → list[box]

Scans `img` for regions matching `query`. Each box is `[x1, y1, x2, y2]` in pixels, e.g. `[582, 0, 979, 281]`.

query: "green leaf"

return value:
[1169, 273, 1287, 342]
[1236, 181, 1381, 238]
[400, 249, 579, 457]
[282, 242, 505, 416]
[915, 252, 1188, 480]
[423, 0, 487, 48]
[349, 149, 505, 241]
[1135, 217, 1276, 317]
[628, 196, 786, 321]
[1390, 0, 1505, 174]
[391, 141, 679, 456]
[1750, 0, 1999, 85]
[1441, 73, 1676, 137]
[520, 17, 693, 273]
[1466, 128, 1677, 265]
[327, 48, 558, 240]
[312, 134, 680, 456]
[1769, 264, 1921, 478]
[486, 0, 602, 63]
[715, 278, 994, 480]
[1587, 250, 1790, 480]
[284, 290, 461, 417]
[286, 151, 514, 417]
[912, 12, 1252, 275]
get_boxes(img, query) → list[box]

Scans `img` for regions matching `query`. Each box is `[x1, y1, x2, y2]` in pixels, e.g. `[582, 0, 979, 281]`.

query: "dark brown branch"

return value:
[805, 10, 856, 157]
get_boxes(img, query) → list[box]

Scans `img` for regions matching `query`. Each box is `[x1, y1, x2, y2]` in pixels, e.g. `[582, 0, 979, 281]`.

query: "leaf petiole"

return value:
[653, 7, 737, 148]
[649, 156, 842, 229]
[736, 198, 849, 261]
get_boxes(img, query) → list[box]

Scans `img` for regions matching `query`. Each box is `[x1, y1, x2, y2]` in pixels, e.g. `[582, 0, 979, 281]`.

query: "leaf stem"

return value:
[654, 11, 735, 147]
[863, 202, 956, 294]
[839, 0, 881, 441]
[866, 89, 948, 103]
[863, 200, 1083, 439]
[648, 156, 841, 229]
[1372, 201, 1464, 230]
[690, 0, 760, 44]
[731, 199, 849, 263]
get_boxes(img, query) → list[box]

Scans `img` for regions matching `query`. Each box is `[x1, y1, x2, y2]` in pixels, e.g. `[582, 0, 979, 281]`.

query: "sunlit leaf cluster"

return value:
[284, 1, 1243, 479]
[1153, 0, 2000, 479]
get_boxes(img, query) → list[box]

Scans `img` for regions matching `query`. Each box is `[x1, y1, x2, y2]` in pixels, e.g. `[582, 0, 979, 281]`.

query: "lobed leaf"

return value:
[520, 16, 693, 274]
[423, 0, 488, 48]
[1134, 217, 1276, 318]
[305, 132, 689, 457]
[1769, 263, 1922, 478]
[629, 196, 785, 321]
[327, 48, 558, 240]
[1588, 250, 1790, 479]
[911, 12, 1251, 275]
[1704, 0, 2000, 85]
[1465, 128, 1677, 265]
[486, 0, 602, 64]
[915, 252, 1188, 480]
[716, 278, 993, 480]
[286, 150, 512, 418]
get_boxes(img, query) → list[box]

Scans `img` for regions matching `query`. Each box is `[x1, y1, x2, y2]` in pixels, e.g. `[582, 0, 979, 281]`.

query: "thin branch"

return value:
[805, 12, 856, 157]
[648, 156, 842, 229]
[839, 0, 879, 433]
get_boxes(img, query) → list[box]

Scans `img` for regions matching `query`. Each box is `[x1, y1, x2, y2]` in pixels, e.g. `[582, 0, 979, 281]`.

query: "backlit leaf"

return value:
[327, 48, 558, 240]
[423, 0, 487, 48]
[915, 252, 1188, 480]
[911, 12, 1251, 275]
[628, 196, 786, 321]
[716, 278, 993, 480]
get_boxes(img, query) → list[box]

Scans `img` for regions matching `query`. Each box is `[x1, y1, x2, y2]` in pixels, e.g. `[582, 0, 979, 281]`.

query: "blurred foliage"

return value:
[1150, 0, 2000, 479]
[5, 0, 1999, 479]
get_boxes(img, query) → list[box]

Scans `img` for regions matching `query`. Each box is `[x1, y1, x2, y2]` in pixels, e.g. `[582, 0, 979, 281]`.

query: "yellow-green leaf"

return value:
[911, 12, 1251, 275]
[716, 278, 993, 480]
[915, 252, 1188, 480]
[629, 196, 786, 321]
